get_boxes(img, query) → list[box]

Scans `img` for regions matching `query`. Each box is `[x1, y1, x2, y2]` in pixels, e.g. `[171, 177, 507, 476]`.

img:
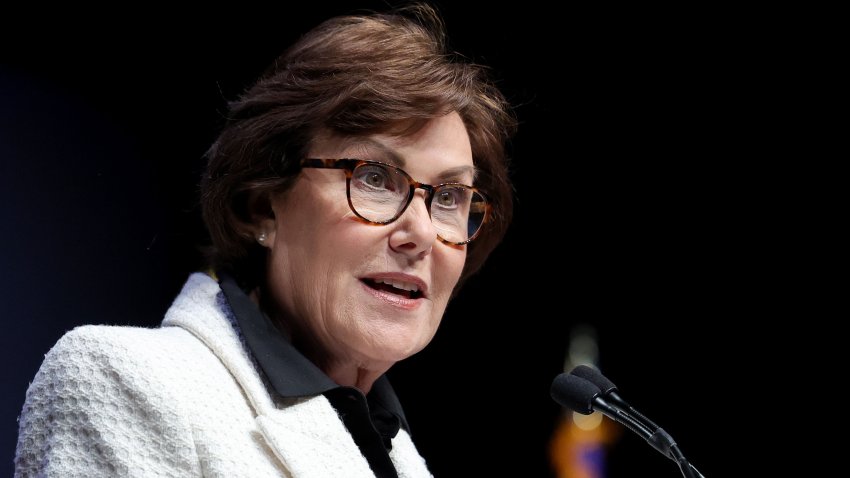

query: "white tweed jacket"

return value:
[14, 272, 433, 477]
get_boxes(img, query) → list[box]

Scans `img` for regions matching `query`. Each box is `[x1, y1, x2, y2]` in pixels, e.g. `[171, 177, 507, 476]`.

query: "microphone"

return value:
[549, 373, 668, 456]
[550, 370, 704, 478]
[570, 364, 662, 435]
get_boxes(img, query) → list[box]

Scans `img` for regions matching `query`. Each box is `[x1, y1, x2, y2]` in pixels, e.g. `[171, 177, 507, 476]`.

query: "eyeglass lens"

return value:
[349, 163, 484, 243]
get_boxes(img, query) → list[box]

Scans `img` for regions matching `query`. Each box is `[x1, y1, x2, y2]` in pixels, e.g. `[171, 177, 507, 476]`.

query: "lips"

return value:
[360, 273, 428, 300]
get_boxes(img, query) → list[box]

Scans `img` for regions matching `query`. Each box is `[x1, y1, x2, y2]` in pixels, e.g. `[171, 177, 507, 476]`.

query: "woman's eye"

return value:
[365, 172, 385, 188]
[355, 166, 395, 191]
[435, 190, 458, 208]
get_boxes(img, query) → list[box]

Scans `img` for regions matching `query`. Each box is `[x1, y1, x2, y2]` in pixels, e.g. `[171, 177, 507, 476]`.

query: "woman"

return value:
[15, 3, 515, 477]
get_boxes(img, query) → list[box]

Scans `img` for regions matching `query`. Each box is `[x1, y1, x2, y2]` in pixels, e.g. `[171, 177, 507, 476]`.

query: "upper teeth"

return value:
[375, 278, 419, 292]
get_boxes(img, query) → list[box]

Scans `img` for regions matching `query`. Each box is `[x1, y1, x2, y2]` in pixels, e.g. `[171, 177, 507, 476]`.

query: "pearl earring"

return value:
[257, 232, 267, 244]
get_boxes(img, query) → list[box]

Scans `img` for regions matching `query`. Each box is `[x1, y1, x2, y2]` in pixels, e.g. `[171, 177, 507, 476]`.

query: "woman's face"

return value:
[261, 112, 472, 370]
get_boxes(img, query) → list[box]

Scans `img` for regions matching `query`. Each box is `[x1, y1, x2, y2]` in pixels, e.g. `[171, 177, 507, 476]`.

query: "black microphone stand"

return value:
[595, 397, 703, 477]
[669, 444, 702, 478]
[551, 372, 706, 477]
[569, 366, 706, 477]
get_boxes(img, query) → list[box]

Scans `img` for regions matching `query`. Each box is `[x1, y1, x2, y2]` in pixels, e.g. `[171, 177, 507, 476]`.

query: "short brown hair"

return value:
[201, 3, 516, 289]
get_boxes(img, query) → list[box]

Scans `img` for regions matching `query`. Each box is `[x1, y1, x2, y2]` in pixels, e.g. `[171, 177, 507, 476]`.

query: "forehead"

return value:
[308, 113, 474, 178]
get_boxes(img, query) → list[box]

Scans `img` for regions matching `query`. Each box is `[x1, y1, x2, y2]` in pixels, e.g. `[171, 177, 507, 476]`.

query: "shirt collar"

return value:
[217, 271, 410, 432]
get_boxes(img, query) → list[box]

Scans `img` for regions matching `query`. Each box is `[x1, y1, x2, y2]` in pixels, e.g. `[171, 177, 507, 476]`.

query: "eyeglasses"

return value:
[300, 158, 489, 245]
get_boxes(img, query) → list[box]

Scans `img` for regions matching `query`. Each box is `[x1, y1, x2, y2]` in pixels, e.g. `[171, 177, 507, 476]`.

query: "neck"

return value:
[324, 363, 389, 394]
[254, 288, 393, 394]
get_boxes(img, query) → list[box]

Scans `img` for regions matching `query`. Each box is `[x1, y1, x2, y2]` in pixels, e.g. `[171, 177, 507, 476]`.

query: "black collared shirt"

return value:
[219, 272, 406, 478]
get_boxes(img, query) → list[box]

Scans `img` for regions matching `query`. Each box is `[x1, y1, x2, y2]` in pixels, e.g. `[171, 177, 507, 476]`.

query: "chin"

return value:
[365, 341, 427, 364]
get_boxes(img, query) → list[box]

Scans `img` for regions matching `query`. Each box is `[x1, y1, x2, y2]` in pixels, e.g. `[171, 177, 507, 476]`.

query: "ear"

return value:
[244, 190, 278, 248]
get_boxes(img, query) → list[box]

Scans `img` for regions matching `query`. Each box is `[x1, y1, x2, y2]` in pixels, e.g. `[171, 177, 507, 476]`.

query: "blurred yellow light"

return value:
[573, 411, 604, 431]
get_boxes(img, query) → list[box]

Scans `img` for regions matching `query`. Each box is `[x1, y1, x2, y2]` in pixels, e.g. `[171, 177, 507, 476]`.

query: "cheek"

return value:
[449, 249, 467, 282]
[435, 246, 467, 297]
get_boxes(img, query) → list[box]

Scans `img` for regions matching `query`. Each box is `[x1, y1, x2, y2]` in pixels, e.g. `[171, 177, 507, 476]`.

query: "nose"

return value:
[388, 191, 438, 258]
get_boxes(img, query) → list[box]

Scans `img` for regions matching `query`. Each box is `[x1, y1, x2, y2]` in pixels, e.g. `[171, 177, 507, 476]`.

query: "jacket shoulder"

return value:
[15, 325, 204, 477]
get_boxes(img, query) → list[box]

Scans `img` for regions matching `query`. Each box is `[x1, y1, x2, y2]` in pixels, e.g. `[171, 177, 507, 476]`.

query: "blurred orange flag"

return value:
[549, 411, 620, 478]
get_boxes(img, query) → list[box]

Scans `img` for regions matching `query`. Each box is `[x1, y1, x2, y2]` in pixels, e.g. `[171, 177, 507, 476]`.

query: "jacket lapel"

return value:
[162, 273, 375, 477]
[162, 273, 276, 414]
[257, 397, 375, 477]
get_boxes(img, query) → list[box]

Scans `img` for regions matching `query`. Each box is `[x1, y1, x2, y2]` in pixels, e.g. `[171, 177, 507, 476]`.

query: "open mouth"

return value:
[361, 278, 424, 300]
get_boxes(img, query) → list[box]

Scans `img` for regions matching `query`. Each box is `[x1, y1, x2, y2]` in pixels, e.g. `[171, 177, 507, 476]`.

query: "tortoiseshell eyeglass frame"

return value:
[299, 158, 490, 245]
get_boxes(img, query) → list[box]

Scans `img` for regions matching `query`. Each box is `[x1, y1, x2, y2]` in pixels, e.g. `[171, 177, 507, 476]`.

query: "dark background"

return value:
[0, 2, 767, 476]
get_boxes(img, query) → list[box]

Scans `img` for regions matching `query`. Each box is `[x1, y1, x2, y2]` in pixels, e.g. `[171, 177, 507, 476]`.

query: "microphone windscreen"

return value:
[550, 373, 600, 415]
[571, 364, 617, 395]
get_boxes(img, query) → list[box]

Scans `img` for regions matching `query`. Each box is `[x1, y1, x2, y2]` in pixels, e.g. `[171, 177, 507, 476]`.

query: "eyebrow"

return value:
[347, 138, 406, 166]
[434, 165, 477, 184]
[347, 138, 479, 184]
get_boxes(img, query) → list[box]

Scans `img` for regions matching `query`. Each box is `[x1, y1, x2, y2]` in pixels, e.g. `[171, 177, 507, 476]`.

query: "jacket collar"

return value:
[161, 273, 377, 476]
[159, 273, 430, 477]
[161, 272, 276, 414]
